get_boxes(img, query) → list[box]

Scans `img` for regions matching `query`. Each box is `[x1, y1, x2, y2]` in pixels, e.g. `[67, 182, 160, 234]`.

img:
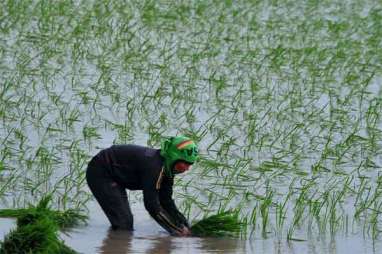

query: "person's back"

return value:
[92, 144, 163, 190]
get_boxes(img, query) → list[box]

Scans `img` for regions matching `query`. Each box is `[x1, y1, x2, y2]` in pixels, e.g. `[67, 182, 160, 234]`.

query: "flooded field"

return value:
[1, 0, 382, 253]
[2, 201, 380, 253]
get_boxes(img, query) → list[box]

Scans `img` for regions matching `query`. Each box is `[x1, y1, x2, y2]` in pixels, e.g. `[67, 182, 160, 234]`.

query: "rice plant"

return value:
[191, 210, 244, 237]
[0, 195, 87, 253]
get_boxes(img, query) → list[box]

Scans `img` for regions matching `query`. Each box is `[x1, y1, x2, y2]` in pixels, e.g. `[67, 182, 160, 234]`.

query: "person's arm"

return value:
[143, 187, 187, 235]
[158, 176, 190, 229]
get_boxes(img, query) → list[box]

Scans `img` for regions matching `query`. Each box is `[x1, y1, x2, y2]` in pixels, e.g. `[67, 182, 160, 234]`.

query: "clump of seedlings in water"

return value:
[0, 195, 87, 254]
[191, 210, 244, 237]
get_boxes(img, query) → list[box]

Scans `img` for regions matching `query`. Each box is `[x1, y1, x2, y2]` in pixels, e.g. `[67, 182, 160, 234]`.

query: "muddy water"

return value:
[0, 200, 381, 253]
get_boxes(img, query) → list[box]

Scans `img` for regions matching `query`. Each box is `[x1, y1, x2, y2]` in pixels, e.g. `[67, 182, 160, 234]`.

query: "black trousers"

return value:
[86, 158, 134, 230]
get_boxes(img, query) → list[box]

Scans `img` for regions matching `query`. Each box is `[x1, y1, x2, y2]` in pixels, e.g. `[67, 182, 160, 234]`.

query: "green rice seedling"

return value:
[354, 174, 382, 237]
[0, 216, 76, 254]
[249, 203, 258, 237]
[287, 179, 318, 241]
[328, 193, 339, 235]
[217, 186, 238, 212]
[180, 197, 193, 221]
[260, 187, 273, 238]
[191, 210, 244, 237]
[177, 192, 209, 214]
[367, 199, 382, 239]
[0, 174, 17, 198]
[0, 195, 87, 228]
[309, 198, 324, 231]
[65, 108, 81, 130]
[107, 121, 132, 144]
[287, 201, 306, 242]
[354, 182, 372, 221]
[82, 124, 101, 143]
[276, 189, 292, 234]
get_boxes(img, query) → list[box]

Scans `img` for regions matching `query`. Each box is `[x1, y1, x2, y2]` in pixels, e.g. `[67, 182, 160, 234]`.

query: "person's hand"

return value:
[176, 226, 192, 237]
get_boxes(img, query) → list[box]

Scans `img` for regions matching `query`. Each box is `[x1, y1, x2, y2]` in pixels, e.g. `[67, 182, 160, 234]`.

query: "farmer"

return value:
[86, 136, 198, 237]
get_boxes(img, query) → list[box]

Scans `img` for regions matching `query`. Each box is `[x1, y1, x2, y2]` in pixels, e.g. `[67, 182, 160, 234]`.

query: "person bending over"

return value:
[86, 136, 198, 236]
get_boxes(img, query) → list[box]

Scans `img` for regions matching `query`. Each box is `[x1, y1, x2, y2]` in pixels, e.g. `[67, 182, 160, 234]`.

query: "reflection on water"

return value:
[98, 229, 134, 254]
[98, 229, 175, 254]
[98, 228, 245, 254]
[144, 237, 174, 254]
[196, 237, 242, 253]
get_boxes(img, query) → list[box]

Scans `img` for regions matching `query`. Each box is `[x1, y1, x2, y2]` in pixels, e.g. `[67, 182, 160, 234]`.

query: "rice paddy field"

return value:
[1, 0, 382, 253]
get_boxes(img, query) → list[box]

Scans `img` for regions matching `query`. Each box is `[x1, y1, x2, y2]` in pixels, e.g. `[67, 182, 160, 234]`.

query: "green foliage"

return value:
[0, 195, 87, 254]
[0, 0, 381, 245]
[191, 211, 244, 237]
[0, 217, 75, 254]
[0, 196, 87, 229]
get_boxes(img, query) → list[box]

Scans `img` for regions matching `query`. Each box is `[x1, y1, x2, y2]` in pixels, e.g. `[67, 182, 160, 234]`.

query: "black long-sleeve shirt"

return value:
[95, 144, 189, 234]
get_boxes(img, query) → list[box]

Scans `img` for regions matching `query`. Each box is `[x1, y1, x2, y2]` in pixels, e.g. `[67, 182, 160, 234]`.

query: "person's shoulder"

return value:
[124, 144, 160, 157]
[144, 146, 160, 157]
[112, 144, 162, 164]
[110, 144, 146, 151]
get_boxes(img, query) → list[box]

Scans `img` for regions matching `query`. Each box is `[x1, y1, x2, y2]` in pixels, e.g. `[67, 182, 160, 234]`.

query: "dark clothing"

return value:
[86, 144, 189, 234]
[86, 163, 134, 230]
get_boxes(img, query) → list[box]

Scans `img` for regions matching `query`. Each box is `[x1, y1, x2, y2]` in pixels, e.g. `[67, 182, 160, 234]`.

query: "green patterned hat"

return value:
[160, 136, 199, 177]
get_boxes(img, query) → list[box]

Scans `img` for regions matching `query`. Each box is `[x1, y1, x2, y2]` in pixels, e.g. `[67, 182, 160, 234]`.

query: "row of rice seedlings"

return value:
[275, 187, 293, 238]
[0, 195, 87, 253]
[286, 180, 314, 241]
[0, 92, 378, 238]
[202, 159, 382, 240]
[0, 101, 93, 207]
[1, 0, 381, 246]
[78, 2, 382, 240]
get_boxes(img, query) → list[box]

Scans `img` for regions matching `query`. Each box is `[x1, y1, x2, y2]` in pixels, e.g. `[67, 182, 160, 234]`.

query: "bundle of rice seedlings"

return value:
[0, 216, 75, 254]
[0, 196, 87, 228]
[0, 195, 87, 254]
[191, 211, 244, 237]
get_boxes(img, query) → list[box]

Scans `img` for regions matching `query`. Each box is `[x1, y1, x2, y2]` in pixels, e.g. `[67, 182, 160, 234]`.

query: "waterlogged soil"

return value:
[1, 201, 381, 254]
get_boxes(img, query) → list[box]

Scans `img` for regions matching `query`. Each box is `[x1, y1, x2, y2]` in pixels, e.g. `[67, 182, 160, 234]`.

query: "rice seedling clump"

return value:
[0, 196, 87, 254]
[191, 211, 244, 237]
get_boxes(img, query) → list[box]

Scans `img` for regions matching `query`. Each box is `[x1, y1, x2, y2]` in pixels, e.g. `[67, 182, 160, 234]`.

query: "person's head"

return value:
[160, 136, 199, 177]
